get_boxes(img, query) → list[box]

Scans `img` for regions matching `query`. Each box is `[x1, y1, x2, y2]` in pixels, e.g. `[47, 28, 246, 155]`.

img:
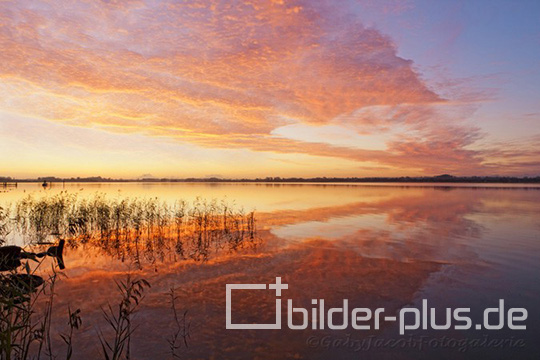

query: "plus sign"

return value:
[268, 277, 288, 297]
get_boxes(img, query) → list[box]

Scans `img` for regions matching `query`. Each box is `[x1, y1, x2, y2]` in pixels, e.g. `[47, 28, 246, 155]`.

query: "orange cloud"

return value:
[0, 0, 537, 176]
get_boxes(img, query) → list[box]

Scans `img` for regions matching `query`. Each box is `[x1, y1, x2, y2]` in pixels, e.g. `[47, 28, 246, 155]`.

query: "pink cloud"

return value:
[0, 0, 537, 176]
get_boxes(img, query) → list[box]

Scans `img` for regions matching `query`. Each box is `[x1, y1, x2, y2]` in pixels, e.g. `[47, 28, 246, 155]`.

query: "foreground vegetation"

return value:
[0, 192, 256, 359]
[0, 267, 166, 360]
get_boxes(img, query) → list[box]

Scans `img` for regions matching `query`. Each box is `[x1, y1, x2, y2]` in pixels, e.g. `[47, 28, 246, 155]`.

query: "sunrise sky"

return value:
[1, 0, 539, 179]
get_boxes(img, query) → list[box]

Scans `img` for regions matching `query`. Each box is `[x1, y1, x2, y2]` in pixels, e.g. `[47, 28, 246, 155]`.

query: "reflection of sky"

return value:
[271, 213, 389, 240]
[13, 183, 540, 358]
[0, 182, 401, 212]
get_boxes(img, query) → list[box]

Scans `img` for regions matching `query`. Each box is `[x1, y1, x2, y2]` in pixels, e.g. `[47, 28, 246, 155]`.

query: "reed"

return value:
[166, 287, 190, 359]
[60, 306, 82, 360]
[98, 275, 151, 360]
[0, 205, 10, 245]
[0, 263, 58, 360]
[1, 266, 150, 360]
[1, 192, 257, 359]
[7, 192, 258, 266]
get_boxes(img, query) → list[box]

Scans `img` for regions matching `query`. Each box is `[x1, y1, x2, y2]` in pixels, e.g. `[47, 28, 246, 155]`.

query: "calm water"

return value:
[1, 182, 540, 359]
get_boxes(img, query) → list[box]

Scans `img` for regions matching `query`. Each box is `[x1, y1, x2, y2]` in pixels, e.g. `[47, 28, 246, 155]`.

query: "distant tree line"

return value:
[2, 174, 540, 183]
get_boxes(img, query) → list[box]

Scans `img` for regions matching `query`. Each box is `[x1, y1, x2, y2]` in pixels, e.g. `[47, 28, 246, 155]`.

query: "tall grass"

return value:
[60, 306, 82, 360]
[9, 192, 258, 265]
[1, 265, 149, 360]
[0, 265, 59, 360]
[167, 287, 190, 359]
[1, 192, 254, 359]
[0, 205, 10, 245]
[98, 275, 150, 360]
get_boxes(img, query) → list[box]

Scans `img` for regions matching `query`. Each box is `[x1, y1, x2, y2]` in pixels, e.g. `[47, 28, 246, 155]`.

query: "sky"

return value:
[0, 0, 539, 179]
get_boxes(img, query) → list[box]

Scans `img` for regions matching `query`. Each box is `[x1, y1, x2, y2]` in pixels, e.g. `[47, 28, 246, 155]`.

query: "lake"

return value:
[1, 182, 539, 359]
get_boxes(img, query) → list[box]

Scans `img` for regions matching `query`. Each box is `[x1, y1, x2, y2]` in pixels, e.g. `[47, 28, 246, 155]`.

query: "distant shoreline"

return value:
[2, 175, 540, 184]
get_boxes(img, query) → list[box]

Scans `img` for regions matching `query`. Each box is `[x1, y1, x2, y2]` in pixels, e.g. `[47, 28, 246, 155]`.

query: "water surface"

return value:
[1, 182, 539, 359]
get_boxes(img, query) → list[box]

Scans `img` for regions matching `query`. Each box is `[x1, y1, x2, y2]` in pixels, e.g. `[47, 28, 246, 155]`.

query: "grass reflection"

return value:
[10, 192, 257, 265]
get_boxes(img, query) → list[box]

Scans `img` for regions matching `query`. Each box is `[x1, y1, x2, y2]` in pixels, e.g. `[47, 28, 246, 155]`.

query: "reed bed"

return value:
[1, 267, 154, 360]
[7, 192, 258, 265]
[0, 268, 59, 360]
[1, 192, 223, 359]
[0, 206, 9, 246]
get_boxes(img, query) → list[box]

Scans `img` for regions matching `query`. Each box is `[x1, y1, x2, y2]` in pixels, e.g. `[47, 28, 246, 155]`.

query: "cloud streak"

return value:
[0, 0, 538, 176]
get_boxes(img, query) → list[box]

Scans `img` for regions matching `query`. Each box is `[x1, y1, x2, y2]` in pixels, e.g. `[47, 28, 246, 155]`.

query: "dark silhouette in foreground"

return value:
[0, 240, 65, 272]
[0, 240, 65, 303]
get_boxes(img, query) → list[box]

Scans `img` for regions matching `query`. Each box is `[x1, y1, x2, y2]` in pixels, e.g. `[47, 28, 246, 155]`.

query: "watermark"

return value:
[226, 277, 528, 335]
[305, 334, 526, 353]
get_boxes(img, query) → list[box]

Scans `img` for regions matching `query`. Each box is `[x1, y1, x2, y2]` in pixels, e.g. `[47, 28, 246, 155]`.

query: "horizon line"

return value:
[2, 174, 540, 184]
